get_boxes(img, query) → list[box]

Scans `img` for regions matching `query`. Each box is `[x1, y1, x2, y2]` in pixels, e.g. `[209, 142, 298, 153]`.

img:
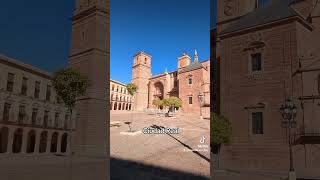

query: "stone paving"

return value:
[110, 111, 210, 179]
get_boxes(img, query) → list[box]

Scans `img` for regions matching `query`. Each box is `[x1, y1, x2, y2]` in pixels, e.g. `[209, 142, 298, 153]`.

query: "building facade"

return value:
[131, 51, 210, 117]
[0, 54, 74, 155]
[110, 80, 134, 111]
[216, 0, 320, 176]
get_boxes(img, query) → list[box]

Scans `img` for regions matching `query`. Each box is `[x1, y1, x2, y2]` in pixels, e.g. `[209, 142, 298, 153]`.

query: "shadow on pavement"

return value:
[110, 157, 210, 180]
[151, 124, 210, 163]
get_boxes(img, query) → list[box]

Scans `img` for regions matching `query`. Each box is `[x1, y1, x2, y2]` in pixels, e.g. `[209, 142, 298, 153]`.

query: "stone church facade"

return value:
[216, 0, 320, 177]
[131, 51, 210, 117]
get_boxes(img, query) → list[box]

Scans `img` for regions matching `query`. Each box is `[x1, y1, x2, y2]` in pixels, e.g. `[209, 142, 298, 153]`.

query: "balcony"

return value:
[292, 128, 320, 145]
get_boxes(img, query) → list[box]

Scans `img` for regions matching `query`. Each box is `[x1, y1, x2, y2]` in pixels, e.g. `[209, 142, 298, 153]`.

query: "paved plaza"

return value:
[110, 111, 210, 180]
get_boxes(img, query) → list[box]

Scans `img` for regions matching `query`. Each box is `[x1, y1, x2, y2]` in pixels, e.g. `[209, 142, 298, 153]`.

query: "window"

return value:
[252, 112, 263, 134]
[43, 111, 49, 128]
[31, 108, 38, 125]
[21, 77, 28, 95]
[64, 115, 70, 129]
[54, 113, 60, 128]
[116, 86, 119, 92]
[46, 85, 51, 101]
[18, 105, 26, 124]
[144, 58, 147, 64]
[2, 103, 11, 122]
[34, 81, 40, 99]
[112, 85, 114, 91]
[6, 73, 15, 92]
[251, 53, 262, 72]
[188, 77, 193, 85]
[188, 96, 193, 105]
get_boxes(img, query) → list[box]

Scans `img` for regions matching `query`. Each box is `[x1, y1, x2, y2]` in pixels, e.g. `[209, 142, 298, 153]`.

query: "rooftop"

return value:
[0, 54, 52, 79]
[220, 0, 301, 35]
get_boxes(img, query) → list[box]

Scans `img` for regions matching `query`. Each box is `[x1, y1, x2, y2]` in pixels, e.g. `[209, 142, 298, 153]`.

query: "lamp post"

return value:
[198, 92, 204, 119]
[280, 98, 297, 180]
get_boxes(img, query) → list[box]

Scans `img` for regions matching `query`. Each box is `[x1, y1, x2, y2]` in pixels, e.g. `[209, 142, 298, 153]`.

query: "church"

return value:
[131, 50, 210, 117]
[215, 0, 320, 178]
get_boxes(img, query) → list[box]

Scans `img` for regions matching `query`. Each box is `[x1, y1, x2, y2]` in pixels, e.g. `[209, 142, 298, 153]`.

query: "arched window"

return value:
[12, 128, 23, 153]
[145, 58, 147, 64]
[60, 133, 68, 153]
[26, 130, 36, 153]
[113, 102, 117, 110]
[39, 131, 48, 153]
[0, 127, 9, 153]
[50, 132, 58, 153]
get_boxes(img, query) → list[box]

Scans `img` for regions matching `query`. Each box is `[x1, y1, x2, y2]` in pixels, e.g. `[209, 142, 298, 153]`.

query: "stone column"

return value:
[46, 131, 52, 154]
[34, 130, 40, 154]
[6, 127, 13, 153]
[56, 132, 62, 154]
[21, 128, 28, 153]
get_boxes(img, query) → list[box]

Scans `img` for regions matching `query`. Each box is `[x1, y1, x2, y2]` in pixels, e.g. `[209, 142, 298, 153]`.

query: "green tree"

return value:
[152, 99, 164, 109]
[126, 83, 138, 125]
[211, 113, 232, 168]
[163, 97, 182, 116]
[52, 68, 89, 114]
[52, 68, 89, 180]
[126, 83, 138, 96]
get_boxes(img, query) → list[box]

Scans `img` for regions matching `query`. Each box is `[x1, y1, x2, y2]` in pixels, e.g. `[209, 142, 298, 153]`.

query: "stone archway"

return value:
[50, 132, 58, 153]
[60, 133, 68, 153]
[39, 131, 47, 153]
[0, 127, 9, 153]
[12, 128, 23, 153]
[114, 102, 117, 110]
[26, 130, 36, 153]
[153, 81, 164, 100]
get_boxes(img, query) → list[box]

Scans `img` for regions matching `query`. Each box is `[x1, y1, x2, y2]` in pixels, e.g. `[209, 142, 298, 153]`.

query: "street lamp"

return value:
[280, 98, 297, 180]
[198, 92, 204, 119]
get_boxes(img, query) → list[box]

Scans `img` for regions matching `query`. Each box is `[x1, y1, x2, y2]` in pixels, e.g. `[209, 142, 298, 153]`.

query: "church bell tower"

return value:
[132, 51, 151, 111]
[69, 0, 109, 157]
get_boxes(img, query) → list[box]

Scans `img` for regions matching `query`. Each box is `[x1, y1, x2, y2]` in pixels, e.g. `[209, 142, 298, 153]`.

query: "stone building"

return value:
[216, 0, 320, 177]
[0, 54, 73, 155]
[131, 51, 210, 117]
[110, 80, 134, 111]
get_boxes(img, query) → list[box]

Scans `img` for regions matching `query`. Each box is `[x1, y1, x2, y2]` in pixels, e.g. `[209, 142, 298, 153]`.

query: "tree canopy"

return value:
[126, 83, 138, 96]
[211, 113, 232, 145]
[52, 68, 89, 111]
[163, 97, 182, 108]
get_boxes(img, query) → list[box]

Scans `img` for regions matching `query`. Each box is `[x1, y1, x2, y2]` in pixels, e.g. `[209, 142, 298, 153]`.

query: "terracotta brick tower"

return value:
[69, 0, 109, 157]
[177, 53, 191, 72]
[132, 52, 151, 111]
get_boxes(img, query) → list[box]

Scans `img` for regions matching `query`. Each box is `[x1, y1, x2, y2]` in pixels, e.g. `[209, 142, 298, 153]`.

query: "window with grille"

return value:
[251, 53, 262, 72]
[21, 77, 28, 96]
[2, 103, 11, 122]
[34, 81, 40, 99]
[252, 112, 264, 134]
[6, 73, 14, 92]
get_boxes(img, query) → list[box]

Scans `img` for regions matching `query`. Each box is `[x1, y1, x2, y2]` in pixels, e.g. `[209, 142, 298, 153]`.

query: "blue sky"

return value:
[0, 1, 210, 81]
[111, 0, 210, 84]
[0, 1, 74, 73]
